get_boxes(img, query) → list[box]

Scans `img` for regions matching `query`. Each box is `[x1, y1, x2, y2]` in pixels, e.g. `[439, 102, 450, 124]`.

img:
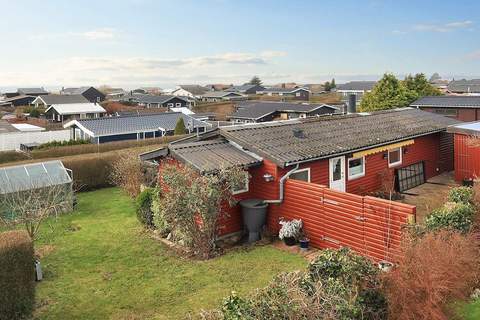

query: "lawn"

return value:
[33, 188, 307, 320]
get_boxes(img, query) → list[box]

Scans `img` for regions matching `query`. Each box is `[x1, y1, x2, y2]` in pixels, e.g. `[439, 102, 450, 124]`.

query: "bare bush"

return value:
[382, 230, 480, 320]
[110, 153, 144, 197]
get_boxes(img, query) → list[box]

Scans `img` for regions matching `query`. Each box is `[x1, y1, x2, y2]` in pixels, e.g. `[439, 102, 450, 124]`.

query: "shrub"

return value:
[0, 230, 35, 320]
[424, 201, 475, 233]
[136, 188, 155, 228]
[174, 117, 186, 135]
[447, 186, 474, 205]
[63, 153, 117, 191]
[382, 230, 480, 320]
[37, 139, 90, 149]
[29, 109, 40, 118]
[278, 219, 302, 240]
[0, 151, 29, 164]
[110, 153, 143, 197]
[201, 248, 386, 320]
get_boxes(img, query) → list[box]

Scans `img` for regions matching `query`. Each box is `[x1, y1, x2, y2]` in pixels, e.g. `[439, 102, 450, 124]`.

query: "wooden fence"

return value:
[270, 180, 416, 263]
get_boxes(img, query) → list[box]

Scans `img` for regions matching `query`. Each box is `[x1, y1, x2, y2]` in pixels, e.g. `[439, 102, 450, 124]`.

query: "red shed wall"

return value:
[419, 107, 480, 122]
[453, 133, 480, 182]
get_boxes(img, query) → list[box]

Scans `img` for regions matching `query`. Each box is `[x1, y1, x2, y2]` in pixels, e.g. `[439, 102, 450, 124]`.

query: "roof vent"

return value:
[292, 128, 306, 138]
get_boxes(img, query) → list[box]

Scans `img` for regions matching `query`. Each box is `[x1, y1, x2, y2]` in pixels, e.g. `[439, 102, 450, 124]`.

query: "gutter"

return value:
[264, 163, 299, 204]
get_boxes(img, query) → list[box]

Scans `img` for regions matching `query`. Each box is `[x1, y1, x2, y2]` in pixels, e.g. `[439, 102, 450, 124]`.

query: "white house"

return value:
[45, 103, 107, 122]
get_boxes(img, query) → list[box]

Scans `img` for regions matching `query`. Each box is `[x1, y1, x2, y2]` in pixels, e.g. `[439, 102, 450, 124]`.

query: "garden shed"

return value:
[447, 122, 480, 183]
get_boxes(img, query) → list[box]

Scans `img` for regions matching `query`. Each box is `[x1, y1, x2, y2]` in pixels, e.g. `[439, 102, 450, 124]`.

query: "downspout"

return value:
[264, 163, 300, 204]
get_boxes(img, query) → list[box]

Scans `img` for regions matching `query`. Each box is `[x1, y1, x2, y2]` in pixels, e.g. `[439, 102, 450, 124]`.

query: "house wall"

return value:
[453, 133, 480, 182]
[82, 87, 105, 102]
[418, 106, 480, 122]
[274, 134, 444, 195]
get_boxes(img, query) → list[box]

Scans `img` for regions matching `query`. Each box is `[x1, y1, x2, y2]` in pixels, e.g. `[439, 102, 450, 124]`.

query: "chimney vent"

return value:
[347, 94, 356, 113]
[292, 128, 305, 139]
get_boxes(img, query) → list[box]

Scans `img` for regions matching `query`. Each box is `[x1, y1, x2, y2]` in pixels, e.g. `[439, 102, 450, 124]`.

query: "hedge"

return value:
[63, 153, 118, 191]
[425, 201, 476, 233]
[0, 230, 35, 320]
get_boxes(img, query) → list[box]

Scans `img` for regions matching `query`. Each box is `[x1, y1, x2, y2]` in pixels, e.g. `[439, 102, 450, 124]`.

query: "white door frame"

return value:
[329, 156, 346, 192]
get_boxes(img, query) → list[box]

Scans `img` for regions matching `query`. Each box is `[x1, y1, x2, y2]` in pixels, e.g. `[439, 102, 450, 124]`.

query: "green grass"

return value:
[459, 300, 480, 320]
[34, 188, 307, 320]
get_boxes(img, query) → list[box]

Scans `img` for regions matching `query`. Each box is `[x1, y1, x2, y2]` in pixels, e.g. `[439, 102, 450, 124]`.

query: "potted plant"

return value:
[279, 219, 302, 246]
[299, 231, 310, 251]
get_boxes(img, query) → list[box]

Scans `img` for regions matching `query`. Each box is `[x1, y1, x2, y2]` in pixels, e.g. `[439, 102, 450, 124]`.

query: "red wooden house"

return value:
[447, 122, 480, 183]
[142, 108, 458, 239]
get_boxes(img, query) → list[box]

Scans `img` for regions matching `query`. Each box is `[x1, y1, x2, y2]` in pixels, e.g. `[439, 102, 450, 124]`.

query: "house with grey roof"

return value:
[258, 87, 310, 100]
[201, 91, 246, 102]
[410, 95, 480, 121]
[0, 95, 36, 107]
[172, 85, 210, 99]
[229, 101, 339, 123]
[119, 94, 191, 109]
[225, 84, 265, 95]
[336, 81, 377, 103]
[61, 86, 105, 103]
[32, 94, 89, 108]
[447, 79, 480, 95]
[3, 88, 49, 99]
[143, 108, 457, 194]
[45, 103, 107, 122]
[63, 112, 210, 143]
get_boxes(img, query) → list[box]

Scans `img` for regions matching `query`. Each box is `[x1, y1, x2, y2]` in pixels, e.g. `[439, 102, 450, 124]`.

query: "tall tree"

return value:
[248, 76, 262, 86]
[330, 78, 336, 89]
[174, 117, 186, 135]
[359, 73, 409, 112]
[403, 73, 442, 103]
[324, 81, 331, 92]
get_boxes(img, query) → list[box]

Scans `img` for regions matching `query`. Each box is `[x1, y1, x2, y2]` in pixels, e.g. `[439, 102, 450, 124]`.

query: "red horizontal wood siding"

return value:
[274, 180, 415, 262]
[453, 133, 480, 182]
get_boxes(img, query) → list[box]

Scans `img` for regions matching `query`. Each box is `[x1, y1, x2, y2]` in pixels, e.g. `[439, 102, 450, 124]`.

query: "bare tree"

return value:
[110, 153, 144, 197]
[0, 183, 74, 241]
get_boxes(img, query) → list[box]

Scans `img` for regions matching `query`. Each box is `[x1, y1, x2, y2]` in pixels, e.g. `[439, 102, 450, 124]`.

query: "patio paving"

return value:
[400, 171, 459, 222]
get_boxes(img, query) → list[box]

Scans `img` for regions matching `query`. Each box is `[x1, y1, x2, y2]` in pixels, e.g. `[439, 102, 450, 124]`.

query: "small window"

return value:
[288, 168, 310, 182]
[176, 103, 182, 107]
[388, 147, 402, 167]
[167, 103, 174, 108]
[96, 97, 101, 102]
[296, 92, 301, 97]
[232, 172, 249, 195]
[348, 157, 365, 180]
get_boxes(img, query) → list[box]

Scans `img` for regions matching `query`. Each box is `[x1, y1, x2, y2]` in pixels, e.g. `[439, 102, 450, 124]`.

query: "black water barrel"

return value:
[239, 199, 268, 243]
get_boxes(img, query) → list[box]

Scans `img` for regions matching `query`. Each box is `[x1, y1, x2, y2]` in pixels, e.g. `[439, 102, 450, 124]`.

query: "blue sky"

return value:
[1, 0, 480, 89]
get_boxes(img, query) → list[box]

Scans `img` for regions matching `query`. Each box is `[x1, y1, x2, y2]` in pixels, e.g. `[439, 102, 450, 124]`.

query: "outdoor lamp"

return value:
[263, 173, 274, 182]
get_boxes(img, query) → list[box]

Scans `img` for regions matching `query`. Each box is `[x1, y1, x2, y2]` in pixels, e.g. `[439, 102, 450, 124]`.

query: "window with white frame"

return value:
[388, 147, 402, 167]
[176, 103, 182, 107]
[288, 168, 311, 182]
[295, 92, 301, 97]
[167, 103, 174, 108]
[232, 172, 249, 195]
[348, 156, 365, 179]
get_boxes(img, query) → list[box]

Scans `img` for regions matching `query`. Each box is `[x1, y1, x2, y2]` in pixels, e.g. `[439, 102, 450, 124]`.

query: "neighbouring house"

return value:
[259, 87, 310, 100]
[63, 112, 210, 143]
[429, 73, 449, 93]
[10, 124, 45, 132]
[201, 91, 247, 102]
[172, 85, 210, 99]
[104, 88, 126, 100]
[229, 101, 339, 123]
[447, 122, 480, 183]
[225, 84, 266, 95]
[447, 79, 480, 95]
[3, 88, 49, 98]
[205, 84, 232, 91]
[410, 96, 480, 121]
[304, 83, 326, 96]
[336, 81, 376, 103]
[0, 160, 73, 214]
[61, 86, 106, 102]
[0, 95, 36, 107]
[45, 103, 107, 122]
[32, 94, 89, 108]
[120, 94, 191, 109]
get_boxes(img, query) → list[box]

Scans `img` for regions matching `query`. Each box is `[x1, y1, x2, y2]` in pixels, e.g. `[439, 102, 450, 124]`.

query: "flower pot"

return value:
[283, 237, 296, 246]
[299, 238, 310, 251]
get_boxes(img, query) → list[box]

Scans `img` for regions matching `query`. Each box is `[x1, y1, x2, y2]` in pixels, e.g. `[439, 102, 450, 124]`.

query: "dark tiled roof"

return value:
[61, 87, 91, 95]
[261, 87, 309, 93]
[17, 88, 48, 95]
[447, 79, 480, 93]
[37, 94, 89, 105]
[178, 85, 210, 95]
[202, 91, 244, 98]
[411, 96, 480, 108]
[122, 94, 186, 104]
[220, 108, 459, 167]
[70, 112, 208, 137]
[229, 101, 338, 120]
[337, 81, 377, 91]
[169, 139, 262, 172]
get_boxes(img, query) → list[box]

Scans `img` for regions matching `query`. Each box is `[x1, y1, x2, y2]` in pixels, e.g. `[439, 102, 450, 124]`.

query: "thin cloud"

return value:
[393, 20, 474, 35]
[31, 28, 118, 41]
[466, 50, 480, 60]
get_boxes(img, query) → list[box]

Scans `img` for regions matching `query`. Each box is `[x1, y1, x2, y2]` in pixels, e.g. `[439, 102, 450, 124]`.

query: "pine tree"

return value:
[174, 117, 186, 135]
[249, 76, 262, 86]
[331, 78, 336, 89]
